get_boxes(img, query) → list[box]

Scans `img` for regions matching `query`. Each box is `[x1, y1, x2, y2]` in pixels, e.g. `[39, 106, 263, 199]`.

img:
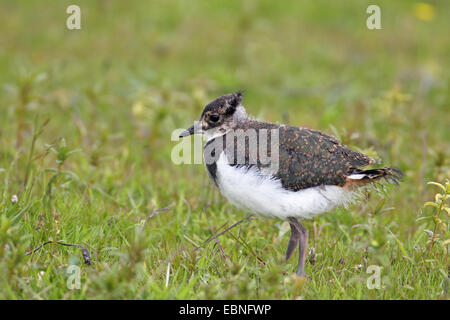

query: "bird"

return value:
[179, 91, 402, 277]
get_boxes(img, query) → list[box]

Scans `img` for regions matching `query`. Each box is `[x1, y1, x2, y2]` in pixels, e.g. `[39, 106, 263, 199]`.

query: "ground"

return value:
[0, 0, 448, 299]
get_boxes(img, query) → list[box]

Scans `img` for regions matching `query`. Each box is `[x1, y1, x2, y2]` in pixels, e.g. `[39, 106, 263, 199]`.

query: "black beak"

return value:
[179, 125, 195, 138]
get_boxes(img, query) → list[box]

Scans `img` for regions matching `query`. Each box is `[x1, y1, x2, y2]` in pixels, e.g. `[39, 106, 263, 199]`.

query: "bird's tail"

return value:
[346, 167, 403, 189]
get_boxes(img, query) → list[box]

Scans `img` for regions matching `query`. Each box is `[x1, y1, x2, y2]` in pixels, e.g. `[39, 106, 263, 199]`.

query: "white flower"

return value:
[11, 194, 18, 204]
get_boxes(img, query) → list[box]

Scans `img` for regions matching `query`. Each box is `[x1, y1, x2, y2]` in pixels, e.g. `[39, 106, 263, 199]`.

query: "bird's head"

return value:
[179, 91, 246, 140]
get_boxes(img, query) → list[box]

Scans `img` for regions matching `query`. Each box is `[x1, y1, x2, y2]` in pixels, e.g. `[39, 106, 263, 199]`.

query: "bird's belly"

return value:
[214, 152, 354, 220]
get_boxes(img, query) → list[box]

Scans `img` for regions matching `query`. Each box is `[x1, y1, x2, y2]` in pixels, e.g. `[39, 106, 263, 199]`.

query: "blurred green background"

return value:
[0, 0, 448, 299]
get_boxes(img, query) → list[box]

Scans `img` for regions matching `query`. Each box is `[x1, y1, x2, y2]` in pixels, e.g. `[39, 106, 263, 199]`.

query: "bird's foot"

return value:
[294, 272, 308, 280]
[288, 273, 308, 291]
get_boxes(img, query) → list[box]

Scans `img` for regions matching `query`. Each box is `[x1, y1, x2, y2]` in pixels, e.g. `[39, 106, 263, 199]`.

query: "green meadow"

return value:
[0, 0, 448, 299]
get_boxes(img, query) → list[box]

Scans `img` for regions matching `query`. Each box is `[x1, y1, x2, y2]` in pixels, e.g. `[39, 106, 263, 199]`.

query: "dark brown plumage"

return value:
[204, 120, 401, 192]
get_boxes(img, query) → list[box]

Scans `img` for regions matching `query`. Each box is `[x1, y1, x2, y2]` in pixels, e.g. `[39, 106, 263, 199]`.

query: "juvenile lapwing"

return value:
[179, 92, 402, 277]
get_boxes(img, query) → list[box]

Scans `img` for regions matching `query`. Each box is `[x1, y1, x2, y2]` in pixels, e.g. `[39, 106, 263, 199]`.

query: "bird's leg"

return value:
[289, 218, 309, 277]
[285, 222, 301, 261]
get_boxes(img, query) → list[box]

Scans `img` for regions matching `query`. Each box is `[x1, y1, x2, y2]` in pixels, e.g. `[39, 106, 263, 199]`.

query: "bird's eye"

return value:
[209, 114, 220, 123]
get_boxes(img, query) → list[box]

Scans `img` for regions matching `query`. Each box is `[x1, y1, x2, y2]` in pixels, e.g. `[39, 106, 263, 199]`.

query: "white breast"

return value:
[214, 152, 355, 220]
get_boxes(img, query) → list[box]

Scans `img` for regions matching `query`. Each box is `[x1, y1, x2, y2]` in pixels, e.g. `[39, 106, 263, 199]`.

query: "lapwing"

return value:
[179, 92, 402, 277]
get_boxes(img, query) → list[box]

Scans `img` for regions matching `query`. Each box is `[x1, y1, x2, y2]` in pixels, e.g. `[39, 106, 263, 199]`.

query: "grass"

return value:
[0, 0, 449, 299]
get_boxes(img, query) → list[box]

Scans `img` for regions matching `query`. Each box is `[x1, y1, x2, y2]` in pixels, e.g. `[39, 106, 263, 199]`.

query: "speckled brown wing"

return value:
[217, 121, 375, 191]
[275, 126, 375, 191]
